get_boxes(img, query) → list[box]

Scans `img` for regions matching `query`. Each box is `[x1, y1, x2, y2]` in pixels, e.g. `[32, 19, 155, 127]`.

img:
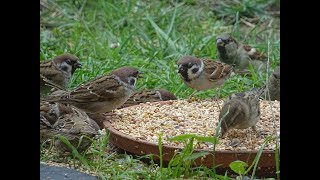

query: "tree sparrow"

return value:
[40, 53, 82, 95]
[120, 89, 177, 108]
[177, 56, 233, 99]
[265, 66, 280, 101]
[52, 106, 100, 153]
[40, 104, 100, 153]
[43, 66, 142, 114]
[216, 33, 269, 75]
[218, 86, 265, 138]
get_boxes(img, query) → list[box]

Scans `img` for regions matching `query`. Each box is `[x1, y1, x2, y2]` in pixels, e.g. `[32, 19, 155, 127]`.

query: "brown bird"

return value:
[40, 114, 57, 143]
[177, 56, 233, 99]
[52, 106, 100, 153]
[40, 53, 82, 95]
[218, 87, 265, 138]
[43, 66, 142, 114]
[120, 89, 177, 108]
[40, 101, 73, 125]
[216, 33, 269, 75]
[40, 104, 100, 153]
[265, 66, 280, 101]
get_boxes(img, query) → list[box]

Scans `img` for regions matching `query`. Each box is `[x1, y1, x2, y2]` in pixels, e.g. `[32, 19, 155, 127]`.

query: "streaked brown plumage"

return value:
[216, 33, 269, 75]
[120, 89, 177, 108]
[40, 53, 82, 95]
[42, 67, 142, 114]
[265, 66, 280, 101]
[219, 87, 265, 138]
[177, 56, 233, 99]
[40, 103, 100, 153]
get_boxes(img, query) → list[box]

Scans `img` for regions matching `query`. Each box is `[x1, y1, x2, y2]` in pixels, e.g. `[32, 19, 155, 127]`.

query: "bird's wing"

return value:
[202, 58, 233, 81]
[45, 75, 126, 103]
[242, 45, 267, 61]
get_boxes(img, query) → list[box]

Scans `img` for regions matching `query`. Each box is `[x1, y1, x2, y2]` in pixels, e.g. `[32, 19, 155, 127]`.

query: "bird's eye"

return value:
[65, 59, 71, 64]
[188, 63, 193, 68]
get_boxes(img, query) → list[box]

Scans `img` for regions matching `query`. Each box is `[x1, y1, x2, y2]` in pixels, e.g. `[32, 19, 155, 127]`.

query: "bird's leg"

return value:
[188, 90, 198, 102]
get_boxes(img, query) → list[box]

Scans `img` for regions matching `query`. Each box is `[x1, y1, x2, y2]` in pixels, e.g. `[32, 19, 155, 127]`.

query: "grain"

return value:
[108, 99, 280, 151]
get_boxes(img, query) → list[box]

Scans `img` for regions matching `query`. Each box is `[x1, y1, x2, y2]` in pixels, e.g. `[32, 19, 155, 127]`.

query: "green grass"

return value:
[40, 0, 280, 99]
[40, 0, 280, 179]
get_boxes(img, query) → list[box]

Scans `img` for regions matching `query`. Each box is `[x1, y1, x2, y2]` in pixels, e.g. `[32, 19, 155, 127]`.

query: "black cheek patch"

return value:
[179, 70, 190, 82]
[129, 79, 136, 85]
[61, 66, 69, 72]
[192, 68, 199, 74]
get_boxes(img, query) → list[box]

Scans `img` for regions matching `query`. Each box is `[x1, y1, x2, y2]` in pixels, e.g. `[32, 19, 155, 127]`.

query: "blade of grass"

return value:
[146, 16, 177, 52]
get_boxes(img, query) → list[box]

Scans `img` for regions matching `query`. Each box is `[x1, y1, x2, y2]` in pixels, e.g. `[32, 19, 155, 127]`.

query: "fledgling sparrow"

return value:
[52, 106, 100, 153]
[265, 66, 280, 101]
[43, 66, 142, 114]
[218, 86, 265, 138]
[40, 53, 82, 95]
[216, 33, 269, 75]
[177, 56, 233, 99]
[40, 104, 100, 153]
[120, 89, 177, 108]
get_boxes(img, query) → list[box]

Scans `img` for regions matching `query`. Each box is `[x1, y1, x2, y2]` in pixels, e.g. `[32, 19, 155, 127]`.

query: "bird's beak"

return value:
[74, 62, 82, 68]
[138, 71, 144, 78]
[216, 38, 225, 47]
[178, 66, 185, 74]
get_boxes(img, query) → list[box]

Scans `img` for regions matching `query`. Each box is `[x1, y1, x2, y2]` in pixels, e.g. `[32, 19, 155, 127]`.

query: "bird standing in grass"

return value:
[216, 33, 269, 75]
[43, 66, 143, 114]
[177, 55, 233, 100]
[40, 53, 82, 95]
[40, 103, 100, 153]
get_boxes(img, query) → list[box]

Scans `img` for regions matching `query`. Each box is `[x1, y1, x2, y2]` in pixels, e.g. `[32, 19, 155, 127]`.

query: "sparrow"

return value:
[177, 56, 233, 99]
[216, 33, 269, 75]
[52, 106, 100, 153]
[218, 86, 265, 138]
[40, 114, 57, 143]
[40, 101, 79, 125]
[40, 74, 65, 93]
[40, 53, 82, 95]
[43, 66, 142, 114]
[120, 89, 177, 108]
[265, 66, 280, 101]
[40, 104, 100, 153]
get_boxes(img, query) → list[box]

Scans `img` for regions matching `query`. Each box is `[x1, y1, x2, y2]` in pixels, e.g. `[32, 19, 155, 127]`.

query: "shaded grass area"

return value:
[40, 0, 280, 179]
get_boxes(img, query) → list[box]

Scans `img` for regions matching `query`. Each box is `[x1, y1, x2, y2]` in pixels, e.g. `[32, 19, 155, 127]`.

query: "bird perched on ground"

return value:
[43, 66, 142, 114]
[40, 104, 100, 153]
[120, 89, 177, 108]
[40, 101, 70, 125]
[177, 56, 233, 99]
[52, 106, 100, 153]
[218, 86, 265, 138]
[40, 53, 82, 95]
[265, 66, 280, 101]
[216, 33, 269, 75]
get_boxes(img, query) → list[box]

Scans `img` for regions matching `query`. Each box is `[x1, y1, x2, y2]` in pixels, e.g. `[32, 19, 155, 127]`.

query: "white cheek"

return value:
[187, 66, 201, 79]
